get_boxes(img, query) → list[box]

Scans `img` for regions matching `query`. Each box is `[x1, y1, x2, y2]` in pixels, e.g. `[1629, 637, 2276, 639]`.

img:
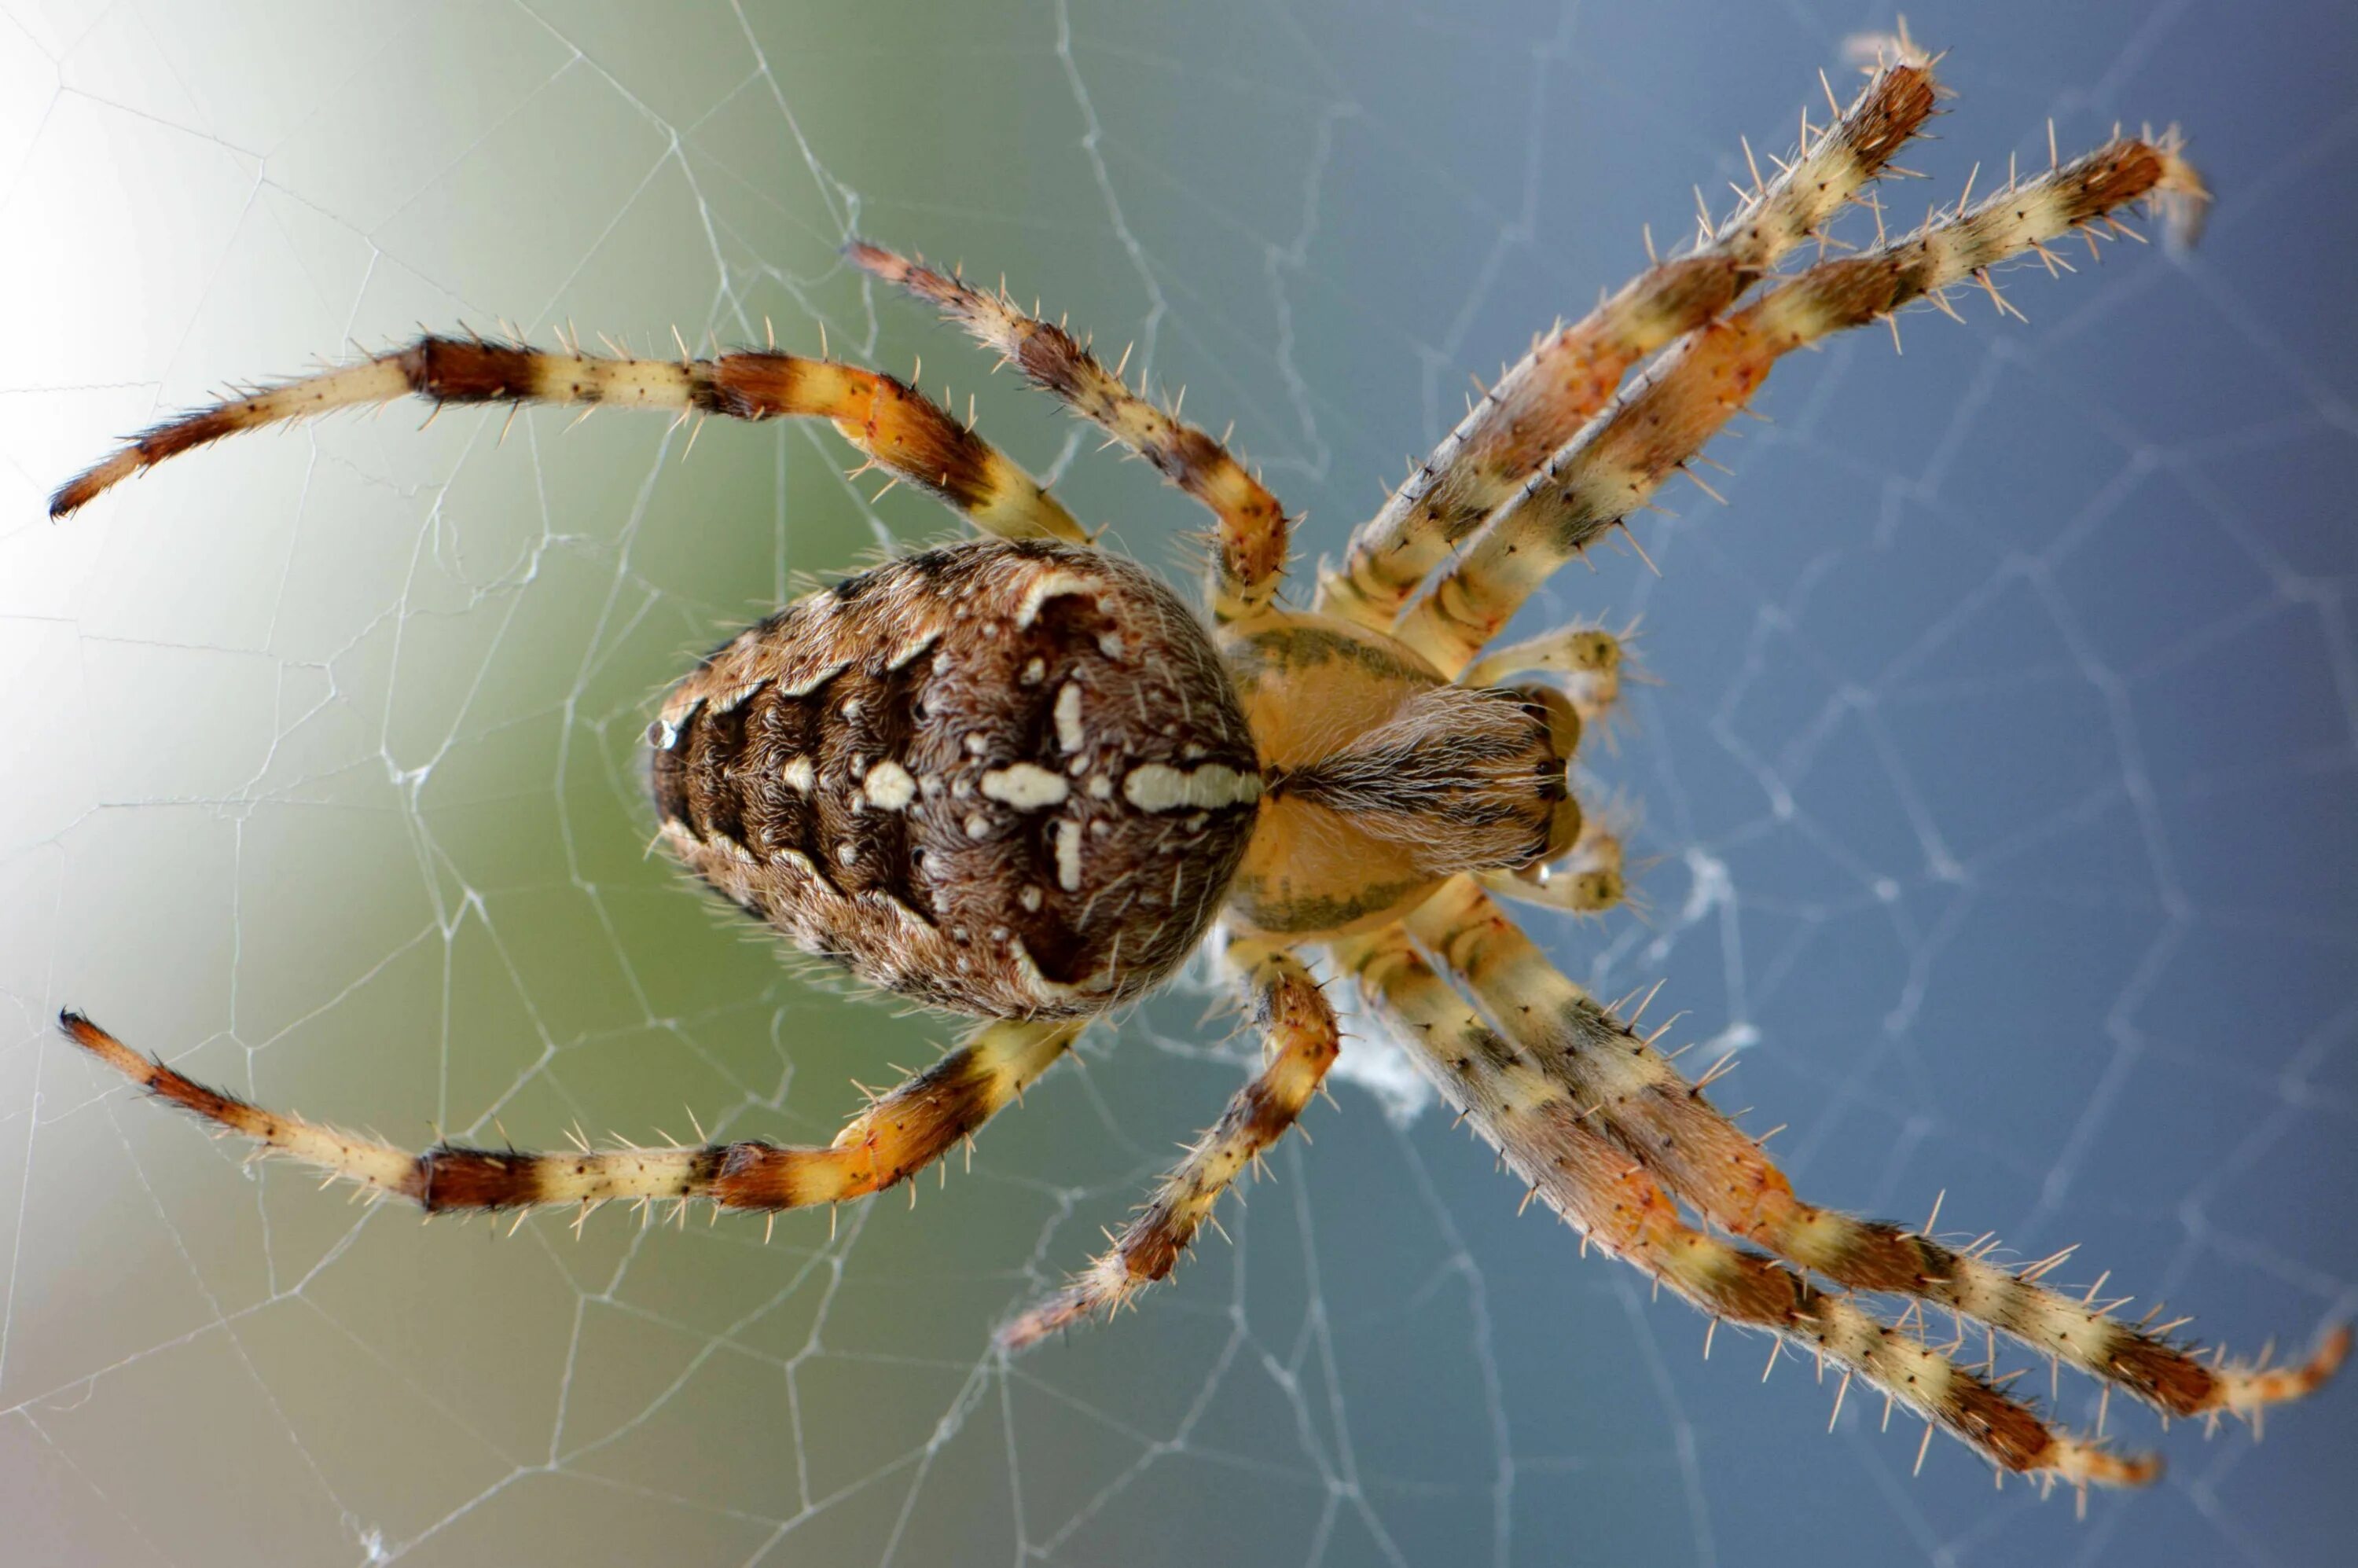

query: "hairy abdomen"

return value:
[650, 540, 1260, 1018]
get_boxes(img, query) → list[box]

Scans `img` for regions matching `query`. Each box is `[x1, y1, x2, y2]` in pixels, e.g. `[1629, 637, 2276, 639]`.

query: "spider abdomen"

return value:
[650, 539, 1260, 1017]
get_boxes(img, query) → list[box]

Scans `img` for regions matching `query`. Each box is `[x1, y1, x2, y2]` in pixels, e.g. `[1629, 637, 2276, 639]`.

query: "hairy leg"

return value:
[1340, 921, 2158, 1491]
[849, 243, 1292, 622]
[1395, 131, 2208, 674]
[1401, 879, 2349, 1422]
[1314, 45, 1939, 629]
[59, 1010, 1081, 1217]
[49, 334, 1085, 544]
[999, 938, 1339, 1350]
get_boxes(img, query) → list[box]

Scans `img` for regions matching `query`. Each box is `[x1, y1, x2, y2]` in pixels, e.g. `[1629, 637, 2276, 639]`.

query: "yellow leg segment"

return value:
[1400, 879, 2348, 1423]
[1340, 922, 2162, 1492]
[50, 332, 1085, 544]
[1459, 621, 1629, 719]
[850, 242, 1292, 622]
[1395, 133, 2207, 674]
[1317, 47, 1940, 628]
[1000, 938, 1339, 1349]
[60, 1011, 1081, 1217]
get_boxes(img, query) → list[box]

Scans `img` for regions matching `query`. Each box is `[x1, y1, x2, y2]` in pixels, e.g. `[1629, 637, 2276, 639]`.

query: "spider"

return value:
[49, 41, 2345, 1499]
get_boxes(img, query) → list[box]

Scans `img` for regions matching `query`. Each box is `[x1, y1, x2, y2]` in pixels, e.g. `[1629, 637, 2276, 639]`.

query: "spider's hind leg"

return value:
[999, 936, 1339, 1350]
[50, 335, 1087, 545]
[849, 243, 1293, 622]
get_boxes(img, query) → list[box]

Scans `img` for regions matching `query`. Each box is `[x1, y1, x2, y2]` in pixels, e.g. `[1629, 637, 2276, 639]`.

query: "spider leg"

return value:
[1313, 46, 1941, 630]
[47, 336, 1085, 544]
[847, 243, 1291, 622]
[57, 1010, 1080, 1216]
[1401, 878, 2351, 1425]
[1339, 920, 2162, 1492]
[1392, 130, 2209, 674]
[998, 937, 1339, 1350]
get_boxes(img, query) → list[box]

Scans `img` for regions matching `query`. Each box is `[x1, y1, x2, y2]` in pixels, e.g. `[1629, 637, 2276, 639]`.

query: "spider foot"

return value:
[2037, 1433, 2162, 1492]
[2213, 1322, 2352, 1419]
[997, 1259, 1132, 1353]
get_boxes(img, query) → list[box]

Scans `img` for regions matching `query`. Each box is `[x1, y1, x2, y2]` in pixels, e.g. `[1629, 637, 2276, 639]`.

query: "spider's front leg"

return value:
[1339, 922, 2162, 1492]
[58, 1012, 1079, 1221]
[999, 937, 1339, 1350]
[1403, 878, 2351, 1429]
[1394, 128, 2209, 674]
[1315, 43, 1940, 630]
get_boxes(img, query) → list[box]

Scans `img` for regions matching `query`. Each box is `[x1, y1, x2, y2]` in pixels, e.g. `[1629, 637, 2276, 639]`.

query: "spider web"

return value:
[2, 1, 2353, 1562]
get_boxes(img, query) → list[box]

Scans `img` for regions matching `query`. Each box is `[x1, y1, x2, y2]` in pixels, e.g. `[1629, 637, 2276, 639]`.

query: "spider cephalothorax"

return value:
[50, 38, 2345, 1500]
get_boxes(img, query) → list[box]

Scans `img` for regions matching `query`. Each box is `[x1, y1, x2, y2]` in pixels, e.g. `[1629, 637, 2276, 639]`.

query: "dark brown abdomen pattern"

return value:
[650, 540, 1259, 1018]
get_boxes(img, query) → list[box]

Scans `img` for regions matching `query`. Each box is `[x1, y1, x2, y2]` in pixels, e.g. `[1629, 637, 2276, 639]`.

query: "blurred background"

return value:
[2, 1, 2352, 1563]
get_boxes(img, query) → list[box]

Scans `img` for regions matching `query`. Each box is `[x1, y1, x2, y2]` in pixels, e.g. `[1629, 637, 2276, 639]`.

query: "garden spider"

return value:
[50, 41, 2344, 1499]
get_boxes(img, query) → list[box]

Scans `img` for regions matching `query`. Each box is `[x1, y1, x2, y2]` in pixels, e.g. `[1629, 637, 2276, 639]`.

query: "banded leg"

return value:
[1401, 879, 2350, 1423]
[1340, 922, 2158, 1490]
[849, 243, 1291, 622]
[58, 1010, 1081, 1217]
[1395, 131, 2209, 674]
[999, 938, 1339, 1350]
[1315, 46, 1940, 629]
[49, 335, 1085, 543]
